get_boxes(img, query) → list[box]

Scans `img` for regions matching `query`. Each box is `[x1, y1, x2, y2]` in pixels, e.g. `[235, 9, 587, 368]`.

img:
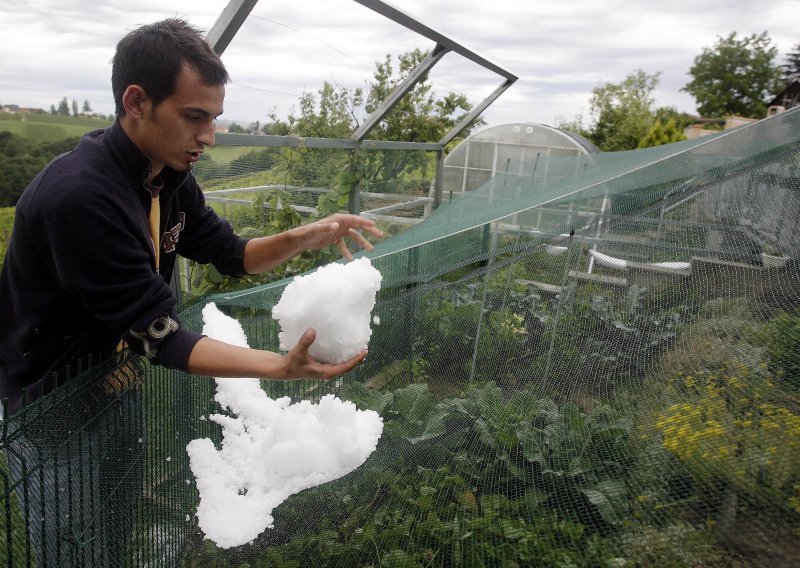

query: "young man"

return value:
[0, 18, 383, 414]
[0, 18, 382, 565]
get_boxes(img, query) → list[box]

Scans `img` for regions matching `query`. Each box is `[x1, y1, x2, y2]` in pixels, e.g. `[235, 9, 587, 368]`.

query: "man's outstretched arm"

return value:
[186, 328, 366, 381]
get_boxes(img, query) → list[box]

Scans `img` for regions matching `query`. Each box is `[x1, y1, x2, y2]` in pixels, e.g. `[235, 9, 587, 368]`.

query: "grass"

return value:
[0, 207, 14, 265]
[200, 170, 285, 191]
[204, 145, 261, 165]
[0, 113, 112, 144]
[0, 454, 31, 567]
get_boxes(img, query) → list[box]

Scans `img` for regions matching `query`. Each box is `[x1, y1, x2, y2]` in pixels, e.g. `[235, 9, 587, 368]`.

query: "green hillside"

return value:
[0, 113, 112, 143]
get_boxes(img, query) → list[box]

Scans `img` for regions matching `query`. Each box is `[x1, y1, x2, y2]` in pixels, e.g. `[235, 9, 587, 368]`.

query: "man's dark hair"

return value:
[111, 18, 229, 116]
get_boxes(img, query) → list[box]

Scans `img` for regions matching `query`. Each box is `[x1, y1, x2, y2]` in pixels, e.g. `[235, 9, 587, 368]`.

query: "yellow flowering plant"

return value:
[656, 366, 800, 504]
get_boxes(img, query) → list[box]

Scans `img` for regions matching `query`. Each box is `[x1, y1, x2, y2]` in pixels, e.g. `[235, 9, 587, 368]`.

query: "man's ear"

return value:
[122, 85, 149, 119]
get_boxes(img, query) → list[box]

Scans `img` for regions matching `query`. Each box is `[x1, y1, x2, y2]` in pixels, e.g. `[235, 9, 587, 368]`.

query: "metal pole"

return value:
[433, 149, 444, 209]
[206, 0, 259, 54]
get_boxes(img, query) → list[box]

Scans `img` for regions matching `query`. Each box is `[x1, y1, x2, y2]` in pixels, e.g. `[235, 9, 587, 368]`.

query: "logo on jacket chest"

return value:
[162, 212, 185, 253]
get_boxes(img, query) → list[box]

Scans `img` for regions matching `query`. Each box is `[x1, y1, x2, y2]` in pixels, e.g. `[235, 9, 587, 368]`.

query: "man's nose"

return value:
[198, 122, 215, 147]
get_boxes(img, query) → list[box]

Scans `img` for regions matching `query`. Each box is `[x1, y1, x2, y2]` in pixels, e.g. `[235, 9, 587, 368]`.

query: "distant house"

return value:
[767, 80, 800, 115]
[683, 116, 758, 140]
[682, 82, 800, 139]
[1, 104, 44, 114]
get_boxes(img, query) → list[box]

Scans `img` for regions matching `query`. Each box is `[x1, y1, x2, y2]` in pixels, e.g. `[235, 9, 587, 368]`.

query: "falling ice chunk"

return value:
[372, 315, 380, 325]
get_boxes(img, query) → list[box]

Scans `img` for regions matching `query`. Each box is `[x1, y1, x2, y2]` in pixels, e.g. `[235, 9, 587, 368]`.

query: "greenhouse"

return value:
[442, 122, 598, 195]
[2, 1, 800, 567]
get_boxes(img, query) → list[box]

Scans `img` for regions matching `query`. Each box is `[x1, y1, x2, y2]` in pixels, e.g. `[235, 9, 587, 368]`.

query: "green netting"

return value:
[2, 107, 799, 567]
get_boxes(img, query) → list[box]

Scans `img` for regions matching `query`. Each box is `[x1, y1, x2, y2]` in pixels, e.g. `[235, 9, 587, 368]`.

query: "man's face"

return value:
[138, 63, 224, 177]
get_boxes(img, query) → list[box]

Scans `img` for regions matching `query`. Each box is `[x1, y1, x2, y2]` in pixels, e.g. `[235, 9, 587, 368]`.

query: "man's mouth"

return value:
[188, 151, 202, 163]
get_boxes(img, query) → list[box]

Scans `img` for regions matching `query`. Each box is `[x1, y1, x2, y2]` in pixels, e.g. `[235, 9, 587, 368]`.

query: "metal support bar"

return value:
[439, 79, 516, 147]
[354, 0, 518, 151]
[203, 0, 518, 215]
[214, 133, 442, 151]
[349, 173, 361, 215]
[353, 0, 517, 81]
[434, 150, 444, 208]
[207, 0, 516, 147]
[353, 44, 450, 142]
[363, 197, 430, 216]
[207, 0, 259, 54]
[204, 196, 318, 214]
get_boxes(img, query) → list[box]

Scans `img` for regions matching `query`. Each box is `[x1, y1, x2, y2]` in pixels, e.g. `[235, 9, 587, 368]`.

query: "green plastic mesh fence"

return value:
[2, 107, 800, 567]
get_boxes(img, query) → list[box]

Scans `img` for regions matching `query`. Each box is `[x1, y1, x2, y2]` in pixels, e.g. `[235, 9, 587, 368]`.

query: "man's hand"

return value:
[188, 332, 366, 382]
[280, 328, 367, 380]
[243, 213, 384, 275]
[300, 213, 384, 261]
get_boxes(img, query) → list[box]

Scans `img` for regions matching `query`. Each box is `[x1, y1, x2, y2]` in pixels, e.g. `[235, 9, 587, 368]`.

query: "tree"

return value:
[57, 97, 70, 116]
[0, 133, 80, 206]
[290, 81, 360, 139]
[361, 49, 480, 187]
[283, 49, 480, 202]
[264, 120, 290, 136]
[279, 81, 364, 196]
[71, 99, 79, 117]
[50, 104, 57, 115]
[82, 100, 92, 114]
[586, 69, 661, 152]
[781, 41, 800, 85]
[638, 118, 687, 148]
[682, 32, 783, 118]
[555, 112, 591, 140]
[653, 106, 695, 131]
[227, 122, 246, 134]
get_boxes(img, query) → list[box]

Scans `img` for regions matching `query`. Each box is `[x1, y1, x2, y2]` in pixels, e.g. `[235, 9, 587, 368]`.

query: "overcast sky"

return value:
[2, 0, 798, 129]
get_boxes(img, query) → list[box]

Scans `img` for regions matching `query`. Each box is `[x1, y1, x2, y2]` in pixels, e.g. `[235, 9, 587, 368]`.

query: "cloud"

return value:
[2, 0, 799, 126]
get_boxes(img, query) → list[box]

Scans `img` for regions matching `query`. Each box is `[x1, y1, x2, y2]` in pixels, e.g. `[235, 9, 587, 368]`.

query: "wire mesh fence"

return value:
[2, 108, 800, 566]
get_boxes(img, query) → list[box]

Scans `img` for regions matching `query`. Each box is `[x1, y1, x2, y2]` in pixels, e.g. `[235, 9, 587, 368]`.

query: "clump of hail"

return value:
[271, 257, 383, 363]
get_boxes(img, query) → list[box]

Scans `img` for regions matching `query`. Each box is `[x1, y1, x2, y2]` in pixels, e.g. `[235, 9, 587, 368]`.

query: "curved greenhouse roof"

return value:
[443, 122, 598, 194]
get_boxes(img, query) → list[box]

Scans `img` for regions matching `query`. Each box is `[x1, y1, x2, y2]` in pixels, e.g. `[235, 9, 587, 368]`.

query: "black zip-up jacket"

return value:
[0, 121, 249, 414]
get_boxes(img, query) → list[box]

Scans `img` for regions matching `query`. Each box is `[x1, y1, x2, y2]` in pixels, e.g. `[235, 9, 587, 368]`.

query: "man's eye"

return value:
[186, 114, 201, 122]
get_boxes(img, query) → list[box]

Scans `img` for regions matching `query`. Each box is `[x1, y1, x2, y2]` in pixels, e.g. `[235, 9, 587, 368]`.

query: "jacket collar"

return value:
[104, 120, 190, 197]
